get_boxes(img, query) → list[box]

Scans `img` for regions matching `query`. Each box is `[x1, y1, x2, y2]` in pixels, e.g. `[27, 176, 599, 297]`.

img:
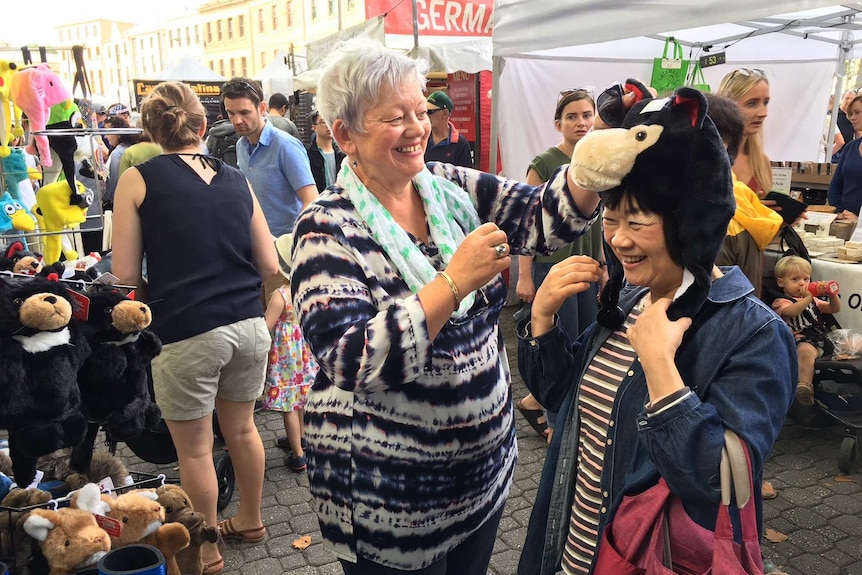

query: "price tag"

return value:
[97, 476, 116, 496]
[67, 289, 90, 321]
[699, 52, 726, 68]
[95, 514, 122, 537]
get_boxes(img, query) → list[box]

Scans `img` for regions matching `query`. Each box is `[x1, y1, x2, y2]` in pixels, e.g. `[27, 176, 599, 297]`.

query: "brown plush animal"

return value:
[23, 486, 111, 575]
[0, 449, 130, 496]
[0, 487, 53, 575]
[156, 484, 219, 575]
[73, 489, 190, 575]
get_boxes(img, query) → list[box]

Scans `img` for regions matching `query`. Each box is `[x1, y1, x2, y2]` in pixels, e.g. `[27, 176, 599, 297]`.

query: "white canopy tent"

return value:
[257, 50, 294, 99]
[156, 56, 225, 81]
[491, 1, 862, 178]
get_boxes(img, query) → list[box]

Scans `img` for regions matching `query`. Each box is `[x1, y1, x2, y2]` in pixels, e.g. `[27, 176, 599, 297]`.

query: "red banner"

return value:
[366, 0, 493, 37]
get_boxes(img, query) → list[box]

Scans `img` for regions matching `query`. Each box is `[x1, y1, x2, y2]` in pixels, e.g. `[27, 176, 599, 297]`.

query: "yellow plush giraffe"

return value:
[0, 59, 20, 158]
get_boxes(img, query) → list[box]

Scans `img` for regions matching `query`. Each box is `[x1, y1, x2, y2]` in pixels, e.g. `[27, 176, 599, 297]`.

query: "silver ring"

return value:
[494, 244, 507, 258]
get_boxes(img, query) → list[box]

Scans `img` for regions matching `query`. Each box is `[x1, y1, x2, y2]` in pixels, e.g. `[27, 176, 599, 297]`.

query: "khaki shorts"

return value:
[152, 317, 271, 421]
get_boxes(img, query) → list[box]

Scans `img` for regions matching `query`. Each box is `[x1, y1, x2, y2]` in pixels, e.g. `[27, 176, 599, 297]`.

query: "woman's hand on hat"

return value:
[445, 222, 511, 296]
[628, 297, 691, 372]
[531, 256, 602, 334]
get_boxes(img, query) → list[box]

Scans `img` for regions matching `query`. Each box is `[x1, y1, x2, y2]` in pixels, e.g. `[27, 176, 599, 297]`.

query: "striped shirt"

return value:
[562, 306, 641, 574]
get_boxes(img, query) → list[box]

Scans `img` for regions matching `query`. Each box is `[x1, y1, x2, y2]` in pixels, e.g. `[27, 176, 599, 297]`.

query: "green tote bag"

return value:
[651, 37, 689, 96]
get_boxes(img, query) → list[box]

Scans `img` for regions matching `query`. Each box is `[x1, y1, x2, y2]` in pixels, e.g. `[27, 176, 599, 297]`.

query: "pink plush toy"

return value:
[9, 64, 71, 168]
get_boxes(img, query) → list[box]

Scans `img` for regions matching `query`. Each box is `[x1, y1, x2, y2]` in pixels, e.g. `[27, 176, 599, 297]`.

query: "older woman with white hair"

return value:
[290, 39, 602, 574]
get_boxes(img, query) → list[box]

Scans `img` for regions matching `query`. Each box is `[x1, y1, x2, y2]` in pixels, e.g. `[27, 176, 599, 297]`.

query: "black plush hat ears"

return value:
[583, 87, 735, 328]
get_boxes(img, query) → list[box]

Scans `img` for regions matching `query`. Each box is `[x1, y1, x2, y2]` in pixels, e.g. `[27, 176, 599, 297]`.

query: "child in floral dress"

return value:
[265, 234, 319, 471]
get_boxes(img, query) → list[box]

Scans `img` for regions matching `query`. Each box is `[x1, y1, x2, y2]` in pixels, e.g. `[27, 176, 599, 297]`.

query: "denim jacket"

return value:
[516, 266, 796, 575]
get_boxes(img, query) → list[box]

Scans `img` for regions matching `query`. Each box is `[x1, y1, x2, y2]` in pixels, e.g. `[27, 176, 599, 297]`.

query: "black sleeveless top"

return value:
[136, 154, 263, 344]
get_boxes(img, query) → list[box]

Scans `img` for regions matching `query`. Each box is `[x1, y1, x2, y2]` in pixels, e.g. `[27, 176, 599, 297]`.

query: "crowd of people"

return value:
[11, 36, 855, 575]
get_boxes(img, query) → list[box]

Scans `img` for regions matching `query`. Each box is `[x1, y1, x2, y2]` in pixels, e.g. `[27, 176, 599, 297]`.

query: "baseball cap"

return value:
[108, 104, 131, 115]
[426, 91, 453, 112]
[95, 105, 108, 115]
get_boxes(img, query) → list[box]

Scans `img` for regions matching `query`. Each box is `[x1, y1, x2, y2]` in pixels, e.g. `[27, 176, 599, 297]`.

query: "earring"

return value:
[351, 160, 358, 168]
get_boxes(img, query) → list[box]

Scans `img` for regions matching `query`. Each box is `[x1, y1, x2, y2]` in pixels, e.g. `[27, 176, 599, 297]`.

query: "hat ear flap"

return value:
[597, 247, 626, 329]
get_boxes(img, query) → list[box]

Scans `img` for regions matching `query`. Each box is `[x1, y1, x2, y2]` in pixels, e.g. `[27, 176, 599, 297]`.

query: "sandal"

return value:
[203, 558, 224, 575]
[516, 399, 549, 438]
[217, 517, 267, 543]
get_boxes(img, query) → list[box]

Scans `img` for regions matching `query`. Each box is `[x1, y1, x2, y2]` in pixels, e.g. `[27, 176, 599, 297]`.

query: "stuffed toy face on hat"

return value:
[572, 87, 734, 327]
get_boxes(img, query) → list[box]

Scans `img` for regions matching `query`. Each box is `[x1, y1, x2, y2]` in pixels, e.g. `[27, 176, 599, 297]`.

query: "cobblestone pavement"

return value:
[120, 308, 862, 575]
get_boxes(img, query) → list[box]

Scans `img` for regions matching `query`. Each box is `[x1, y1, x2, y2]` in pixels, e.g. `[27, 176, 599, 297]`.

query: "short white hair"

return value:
[316, 38, 429, 134]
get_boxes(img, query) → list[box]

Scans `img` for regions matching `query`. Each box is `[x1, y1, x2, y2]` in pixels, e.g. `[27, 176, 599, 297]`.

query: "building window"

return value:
[195, 25, 200, 44]
[210, 60, 215, 71]
[347, 0, 355, 10]
[185, 27, 190, 44]
[228, 18, 233, 39]
[123, 44, 128, 56]
[239, 15, 245, 37]
[258, 9, 264, 33]
[149, 37, 154, 48]
[220, 60, 225, 77]
[328, 0, 335, 16]
[311, 0, 318, 21]
[272, 5, 278, 29]
[241, 57, 247, 77]
[176, 28, 181, 46]
[206, 22, 212, 43]
[217, 20, 223, 41]
[260, 52, 266, 68]
[230, 58, 236, 77]
[287, 1, 294, 26]
[95, 46, 100, 57]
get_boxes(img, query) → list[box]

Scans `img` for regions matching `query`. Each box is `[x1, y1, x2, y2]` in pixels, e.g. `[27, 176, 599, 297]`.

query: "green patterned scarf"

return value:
[338, 162, 481, 318]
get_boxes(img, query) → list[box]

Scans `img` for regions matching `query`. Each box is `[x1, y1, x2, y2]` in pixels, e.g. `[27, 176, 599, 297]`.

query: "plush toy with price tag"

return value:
[0, 274, 90, 487]
[71, 287, 162, 478]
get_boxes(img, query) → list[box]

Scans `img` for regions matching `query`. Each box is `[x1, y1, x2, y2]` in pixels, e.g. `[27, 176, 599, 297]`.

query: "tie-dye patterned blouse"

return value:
[290, 162, 598, 570]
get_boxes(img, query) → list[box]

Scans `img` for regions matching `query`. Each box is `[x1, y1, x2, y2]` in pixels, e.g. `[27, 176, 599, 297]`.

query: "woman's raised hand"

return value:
[532, 256, 602, 323]
[444, 223, 512, 295]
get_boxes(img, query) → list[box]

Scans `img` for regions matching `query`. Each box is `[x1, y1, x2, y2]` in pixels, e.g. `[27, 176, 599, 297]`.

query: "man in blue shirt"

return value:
[221, 78, 317, 238]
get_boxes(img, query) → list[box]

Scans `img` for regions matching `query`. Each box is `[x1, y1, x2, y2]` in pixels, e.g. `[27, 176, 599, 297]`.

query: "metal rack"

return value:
[1, 127, 142, 253]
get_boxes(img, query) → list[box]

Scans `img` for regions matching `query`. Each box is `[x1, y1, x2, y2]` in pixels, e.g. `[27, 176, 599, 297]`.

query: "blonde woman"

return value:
[718, 68, 772, 196]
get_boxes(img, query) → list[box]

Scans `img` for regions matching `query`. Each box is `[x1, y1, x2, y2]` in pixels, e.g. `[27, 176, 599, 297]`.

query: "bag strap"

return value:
[719, 430, 759, 542]
[662, 37, 683, 60]
[691, 62, 707, 85]
[662, 37, 673, 58]
[721, 430, 751, 507]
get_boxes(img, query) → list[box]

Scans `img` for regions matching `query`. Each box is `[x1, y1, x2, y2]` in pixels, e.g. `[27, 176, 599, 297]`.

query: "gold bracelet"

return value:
[436, 271, 461, 308]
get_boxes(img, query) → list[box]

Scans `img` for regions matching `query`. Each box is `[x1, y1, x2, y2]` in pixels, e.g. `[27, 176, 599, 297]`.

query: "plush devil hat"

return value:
[571, 86, 734, 328]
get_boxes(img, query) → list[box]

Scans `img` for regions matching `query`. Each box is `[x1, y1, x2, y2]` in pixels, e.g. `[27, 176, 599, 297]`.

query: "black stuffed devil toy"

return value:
[0, 274, 90, 486]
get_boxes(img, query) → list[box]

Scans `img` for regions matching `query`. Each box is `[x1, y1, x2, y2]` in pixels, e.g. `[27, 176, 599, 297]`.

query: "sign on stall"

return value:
[771, 166, 793, 195]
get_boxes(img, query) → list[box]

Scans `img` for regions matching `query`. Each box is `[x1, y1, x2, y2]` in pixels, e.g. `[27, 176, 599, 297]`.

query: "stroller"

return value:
[73, 411, 236, 512]
[763, 226, 861, 474]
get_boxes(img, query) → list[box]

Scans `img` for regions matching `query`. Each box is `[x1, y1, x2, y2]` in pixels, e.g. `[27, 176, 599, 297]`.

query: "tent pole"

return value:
[490, 55, 501, 175]
[827, 17, 852, 163]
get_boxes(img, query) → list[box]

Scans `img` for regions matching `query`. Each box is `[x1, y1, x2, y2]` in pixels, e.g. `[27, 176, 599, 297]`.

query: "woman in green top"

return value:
[516, 89, 606, 442]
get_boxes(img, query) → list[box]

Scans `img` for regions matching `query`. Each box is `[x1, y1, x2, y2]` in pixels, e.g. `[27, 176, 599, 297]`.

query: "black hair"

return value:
[268, 92, 290, 109]
[703, 93, 744, 164]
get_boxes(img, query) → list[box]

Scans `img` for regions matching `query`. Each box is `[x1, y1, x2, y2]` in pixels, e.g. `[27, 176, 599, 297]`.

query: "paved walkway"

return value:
[124, 308, 862, 575]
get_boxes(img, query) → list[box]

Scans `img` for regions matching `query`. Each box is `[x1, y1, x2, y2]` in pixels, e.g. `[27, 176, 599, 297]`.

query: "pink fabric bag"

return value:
[593, 430, 764, 575]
